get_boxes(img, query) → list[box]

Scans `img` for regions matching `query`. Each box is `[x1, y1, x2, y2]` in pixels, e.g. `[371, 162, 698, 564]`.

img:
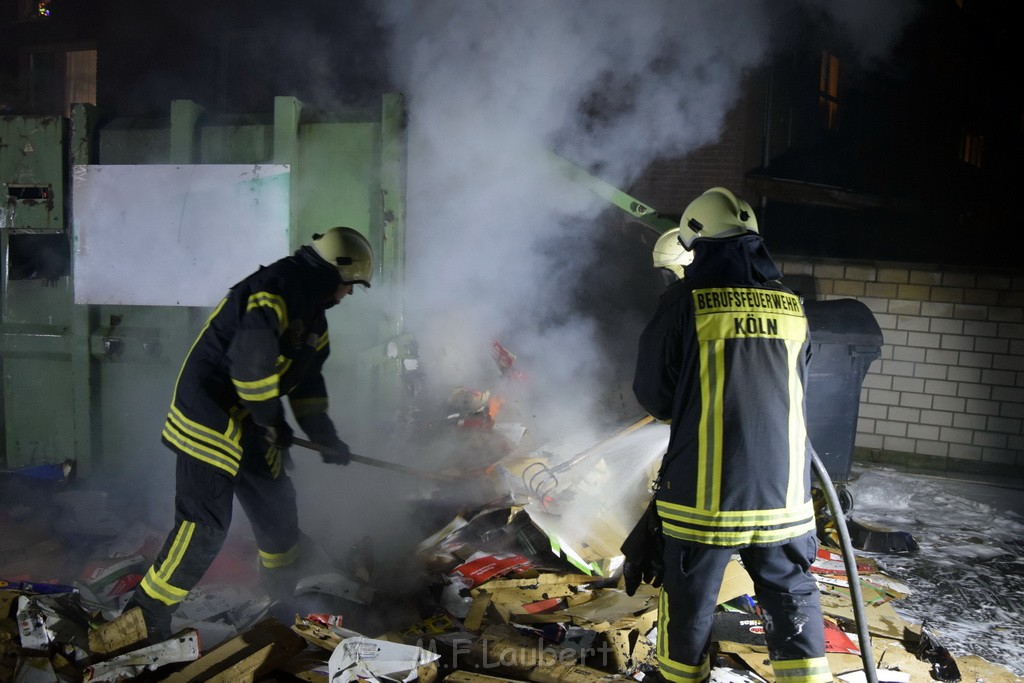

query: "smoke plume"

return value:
[376, 1, 767, 440]
[373, 0, 915, 446]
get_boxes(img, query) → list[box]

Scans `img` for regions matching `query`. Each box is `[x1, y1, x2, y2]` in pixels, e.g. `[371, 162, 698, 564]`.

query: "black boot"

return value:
[259, 564, 299, 602]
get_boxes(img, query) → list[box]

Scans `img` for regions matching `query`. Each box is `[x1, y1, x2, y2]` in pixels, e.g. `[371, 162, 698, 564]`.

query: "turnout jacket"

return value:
[633, 234, 816, 547]
[162, 247, 342, 476]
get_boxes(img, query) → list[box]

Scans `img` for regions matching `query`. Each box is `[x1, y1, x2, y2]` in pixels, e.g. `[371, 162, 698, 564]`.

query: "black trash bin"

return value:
[803, 298, 883, 483]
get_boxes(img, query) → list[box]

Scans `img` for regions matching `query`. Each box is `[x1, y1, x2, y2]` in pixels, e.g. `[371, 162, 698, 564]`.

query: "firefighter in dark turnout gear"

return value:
[127, 227, 373, 641]
[630, 189, 830, 683]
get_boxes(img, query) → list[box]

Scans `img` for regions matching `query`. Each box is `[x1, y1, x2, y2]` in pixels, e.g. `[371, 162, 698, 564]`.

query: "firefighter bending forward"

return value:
[629, 189, 831, 682]
[126, 227, 373, 641]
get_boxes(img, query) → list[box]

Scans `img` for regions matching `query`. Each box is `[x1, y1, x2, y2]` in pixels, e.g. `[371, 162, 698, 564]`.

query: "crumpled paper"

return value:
[328, 636, 440, 683]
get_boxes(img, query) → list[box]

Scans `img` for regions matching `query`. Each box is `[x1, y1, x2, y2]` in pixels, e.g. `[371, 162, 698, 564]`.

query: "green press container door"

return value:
[1, 115, 75, 469]
[0, 96, 407, 474]
[295, 120, 380, 355]
[0, 116, 65, 231]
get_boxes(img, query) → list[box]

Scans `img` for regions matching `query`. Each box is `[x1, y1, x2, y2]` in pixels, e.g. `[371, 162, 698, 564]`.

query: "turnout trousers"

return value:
[657, 533, 831, 683]
[134, 425, 299, 626]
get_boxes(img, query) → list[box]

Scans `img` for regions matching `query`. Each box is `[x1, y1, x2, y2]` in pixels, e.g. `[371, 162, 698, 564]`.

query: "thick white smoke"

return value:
[377, 0, 779, 440]
[303, 0, 921, 587]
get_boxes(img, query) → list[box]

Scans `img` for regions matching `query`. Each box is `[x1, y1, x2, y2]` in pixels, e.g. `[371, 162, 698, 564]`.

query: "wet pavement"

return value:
[843, 463, 1024, 678]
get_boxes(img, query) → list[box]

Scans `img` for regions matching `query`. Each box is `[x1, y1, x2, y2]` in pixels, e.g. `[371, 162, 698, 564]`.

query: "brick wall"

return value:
[629, 102, 750, 215]
[777, 257, 1024, 475]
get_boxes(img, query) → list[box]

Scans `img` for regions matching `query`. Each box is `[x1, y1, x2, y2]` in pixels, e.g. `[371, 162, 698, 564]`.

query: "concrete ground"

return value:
[842, 462, 1024, 678]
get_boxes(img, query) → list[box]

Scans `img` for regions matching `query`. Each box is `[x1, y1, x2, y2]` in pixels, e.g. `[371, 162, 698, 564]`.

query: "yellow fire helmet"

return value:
[678, 187, 759, 249]
[652, 227, 694, 279]
[311, 227, 374, 287]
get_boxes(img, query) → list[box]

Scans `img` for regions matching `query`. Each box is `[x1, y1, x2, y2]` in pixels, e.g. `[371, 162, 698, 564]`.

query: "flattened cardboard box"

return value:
[716, 559, 755, 605]
[292, 615, 343, 652]
[447, 671, 532, 683]
[817, 586, 917, 641]
[0, 591, 17, 620]
[953, 654, 1024, 681]
[559, 588, 657, 625]
[597, 607, 658, 673]
[467, 574, 605, 630]
[158, 617, 303, 682]
[469, 626, 631, 683]
[718, 638, 941, 681]
[88, 605, 147, 655]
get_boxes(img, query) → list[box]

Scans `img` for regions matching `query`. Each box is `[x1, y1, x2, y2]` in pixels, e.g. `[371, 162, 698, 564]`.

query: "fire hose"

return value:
[811, 449, 878, 683]
[560, 421, 878, 680]
[547, 149, 877, 678]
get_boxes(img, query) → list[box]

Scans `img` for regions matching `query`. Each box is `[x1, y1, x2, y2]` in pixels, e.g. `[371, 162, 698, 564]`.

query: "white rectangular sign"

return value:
[72, 164, 290, 307]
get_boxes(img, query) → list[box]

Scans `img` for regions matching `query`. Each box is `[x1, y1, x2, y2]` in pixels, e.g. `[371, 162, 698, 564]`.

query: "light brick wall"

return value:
[777, 257, 1024, 475]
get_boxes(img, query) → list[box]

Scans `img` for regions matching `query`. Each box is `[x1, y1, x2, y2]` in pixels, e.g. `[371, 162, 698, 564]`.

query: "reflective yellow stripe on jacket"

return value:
[232, 374, 280, 402]
[656, 499, 816, 546]
[162, 406, 244, 476]
[662, 286, 812, 546]
[231, 292, 292, 401]
[246, 291, 288, 334]
[291, 396, 328, 419]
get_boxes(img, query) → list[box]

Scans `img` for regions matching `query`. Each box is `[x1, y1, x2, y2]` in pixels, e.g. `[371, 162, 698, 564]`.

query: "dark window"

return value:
[21, 46, 96, 116]
[959, 131, 984, 168]
[7, 233, 70, 282]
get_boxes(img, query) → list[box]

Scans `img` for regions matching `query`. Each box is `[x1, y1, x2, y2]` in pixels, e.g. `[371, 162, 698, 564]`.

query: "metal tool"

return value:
[522, 415, 657, 501]
[291, 437, 451, 481]
[544, 149, 678, 235]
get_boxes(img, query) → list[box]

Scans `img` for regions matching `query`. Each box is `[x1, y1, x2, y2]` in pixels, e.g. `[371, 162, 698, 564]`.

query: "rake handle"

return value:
[291, 437, 450, 481]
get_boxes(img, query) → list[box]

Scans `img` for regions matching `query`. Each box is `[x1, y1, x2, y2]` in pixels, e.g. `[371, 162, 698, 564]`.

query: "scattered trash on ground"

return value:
[3, 441, 1022, 681]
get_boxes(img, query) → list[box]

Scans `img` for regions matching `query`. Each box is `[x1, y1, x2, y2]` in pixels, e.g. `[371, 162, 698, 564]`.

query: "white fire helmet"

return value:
[652, 227, 694, 279]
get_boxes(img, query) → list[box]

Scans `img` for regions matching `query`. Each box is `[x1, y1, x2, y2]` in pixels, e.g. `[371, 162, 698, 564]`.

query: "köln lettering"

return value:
[734, 315, 778, 336]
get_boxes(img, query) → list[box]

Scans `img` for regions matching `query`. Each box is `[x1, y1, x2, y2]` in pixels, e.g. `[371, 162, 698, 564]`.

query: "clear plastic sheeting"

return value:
[520, 420, 669, 572]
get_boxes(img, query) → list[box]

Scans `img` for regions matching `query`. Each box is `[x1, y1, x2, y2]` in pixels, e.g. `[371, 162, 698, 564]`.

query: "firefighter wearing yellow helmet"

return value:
[651, 227, 694, 283]
[628, 189, 830, 682]
[126, 227, 374, 641]
[678, 185, 759, 248]
[312, 226, 374, 288]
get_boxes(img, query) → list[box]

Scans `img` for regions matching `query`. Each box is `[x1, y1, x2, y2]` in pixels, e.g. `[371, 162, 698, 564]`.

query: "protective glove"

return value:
[263, 421, 294, 449]
[320, 437, 351, 466]
[296, 411, 349, 465]
[620, 497, 665, 597]
[247, 397, 291, 447]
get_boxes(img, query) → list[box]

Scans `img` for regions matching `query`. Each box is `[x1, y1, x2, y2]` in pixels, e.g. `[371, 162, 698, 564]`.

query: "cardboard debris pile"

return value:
[0, 460, 290, 682]
[5, 495, 1018, 682]
[397, 496, 1019, 683]
[2, 435, 1022, 682]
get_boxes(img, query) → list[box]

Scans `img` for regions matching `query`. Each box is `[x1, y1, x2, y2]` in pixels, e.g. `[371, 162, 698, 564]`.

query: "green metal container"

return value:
[0, 95, 409, 475]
